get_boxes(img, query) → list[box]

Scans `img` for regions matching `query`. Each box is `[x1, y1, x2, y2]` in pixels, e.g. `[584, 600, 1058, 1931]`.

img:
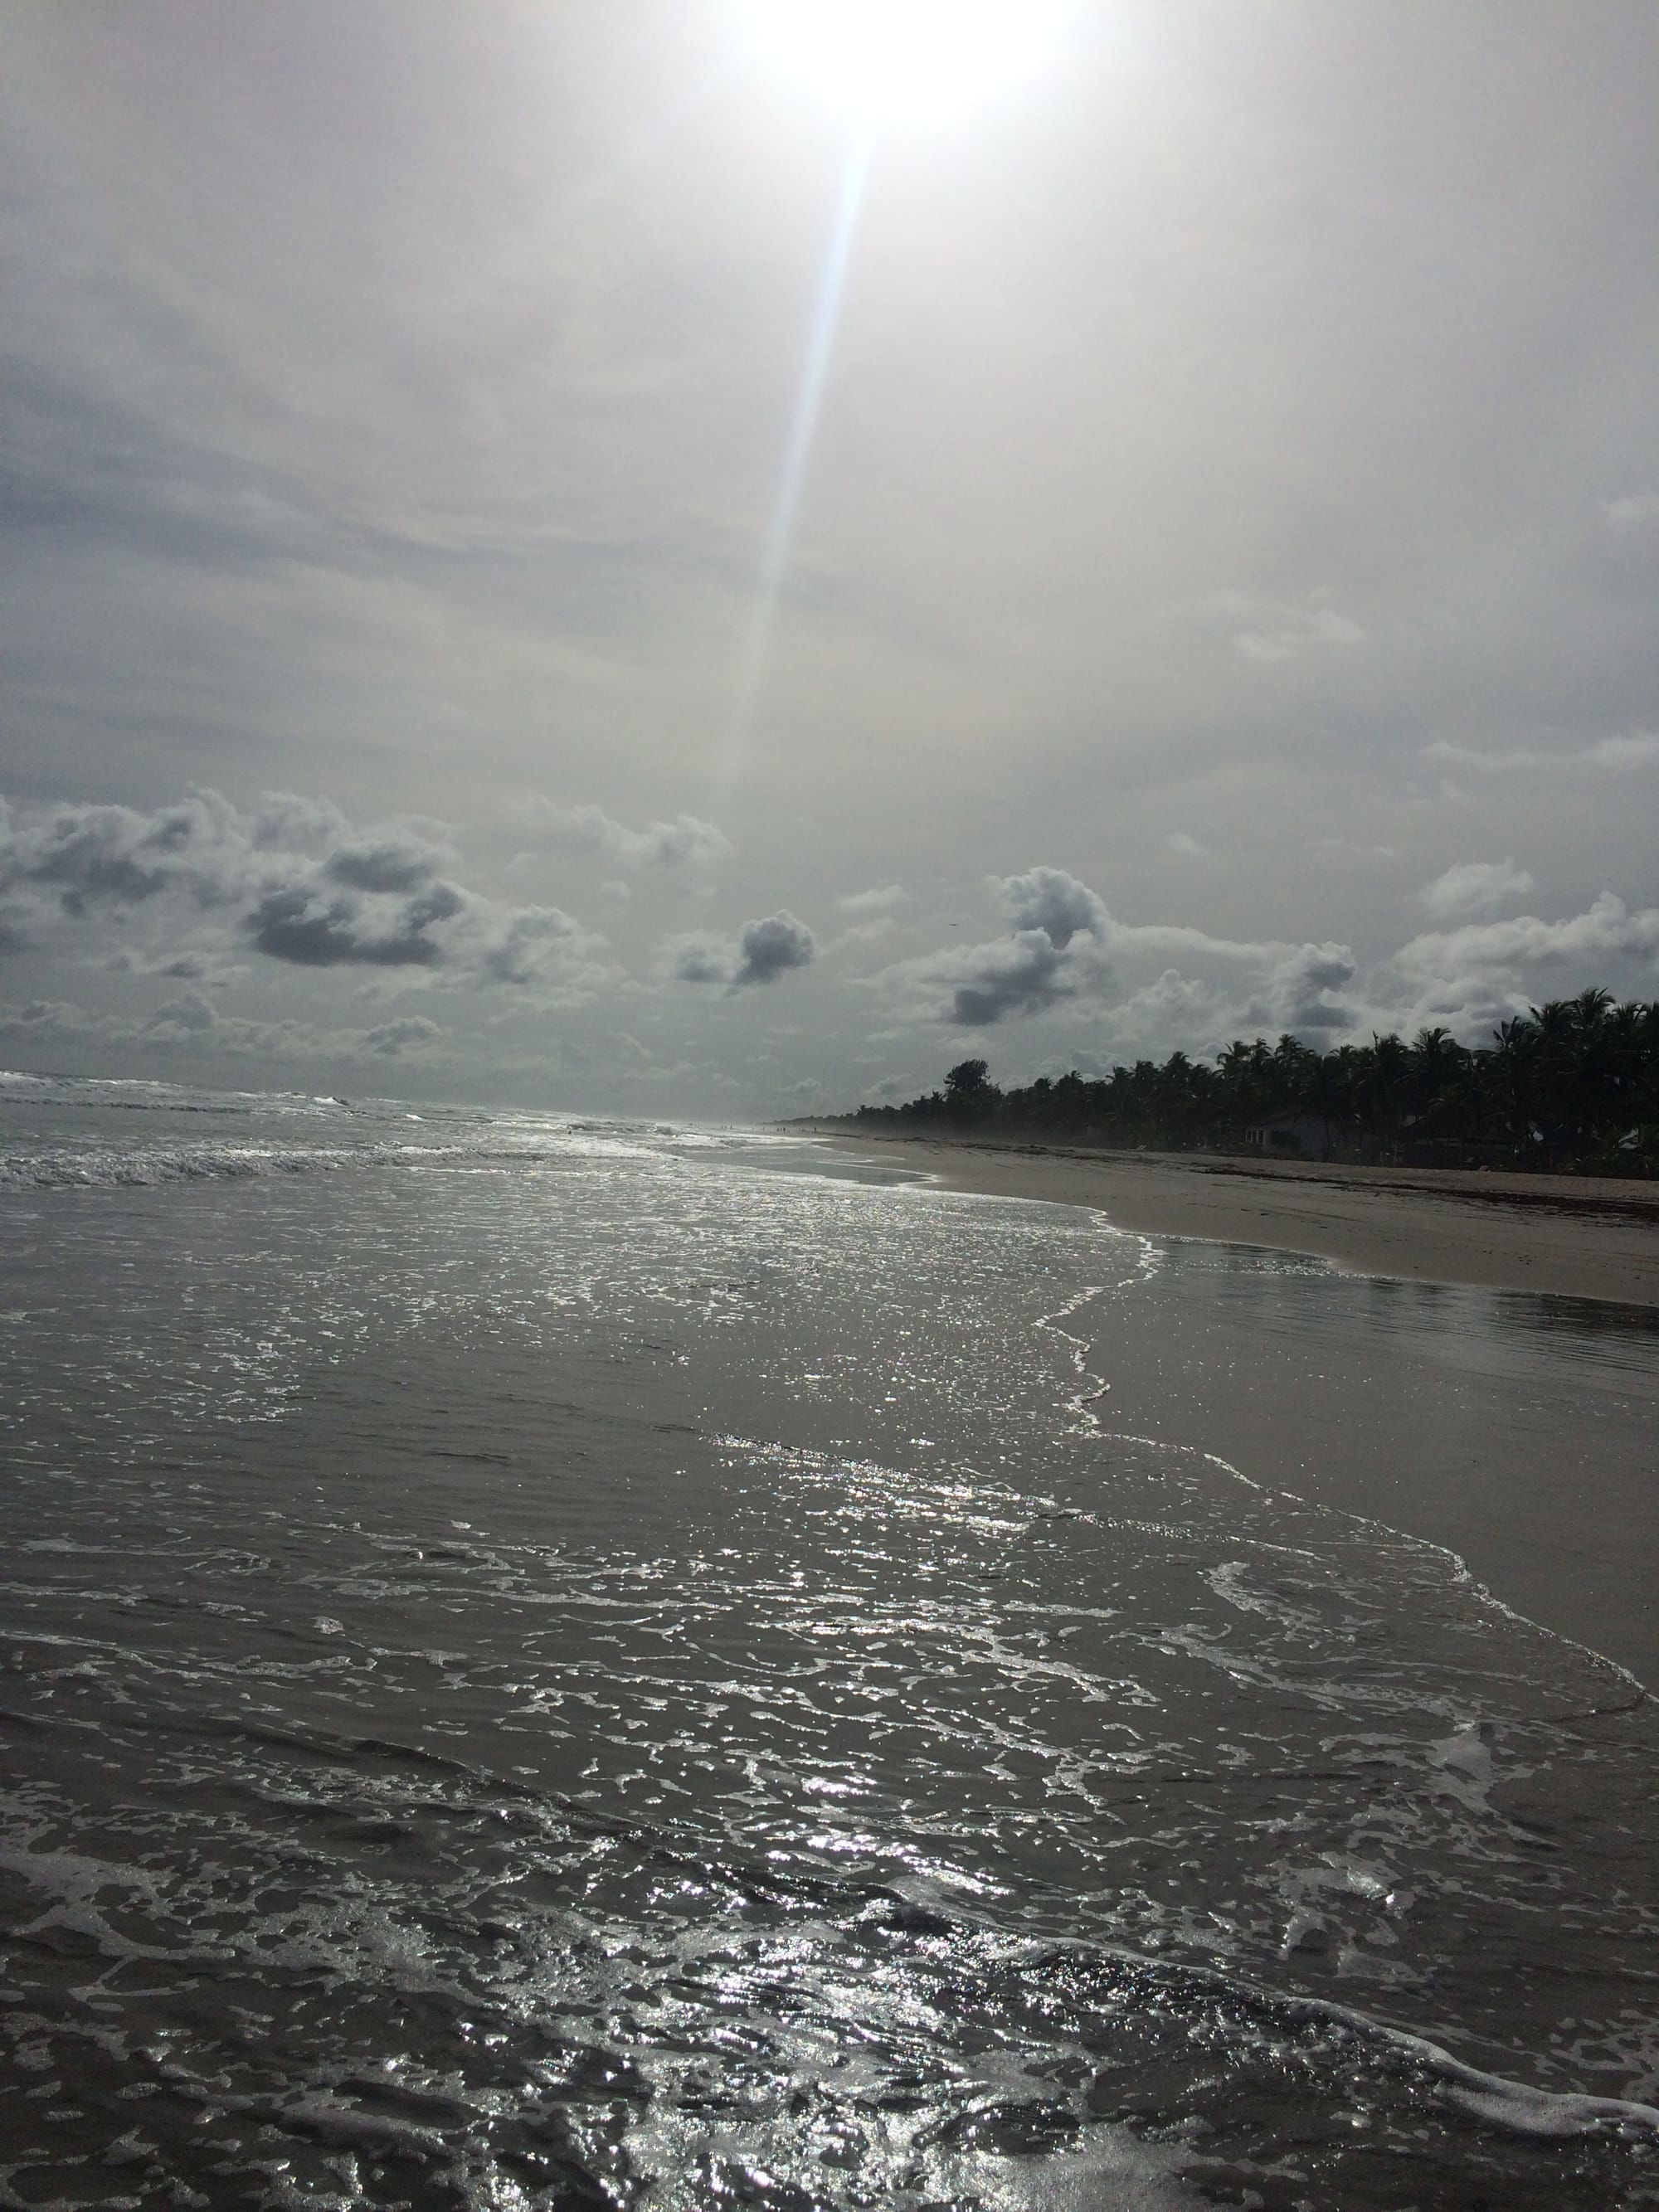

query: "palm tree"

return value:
[854, 993, 1657, 1178]
[1404, 1027, 1468, 1133]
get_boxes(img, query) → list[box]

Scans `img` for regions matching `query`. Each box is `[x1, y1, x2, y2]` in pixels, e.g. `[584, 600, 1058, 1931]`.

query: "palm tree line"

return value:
[836, 989, 1659, 1174]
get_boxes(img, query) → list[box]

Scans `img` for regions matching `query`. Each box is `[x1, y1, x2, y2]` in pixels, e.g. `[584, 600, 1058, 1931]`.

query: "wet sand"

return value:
[814, 1131, 1659, 1683]
[813, 1131, 1659, 1307]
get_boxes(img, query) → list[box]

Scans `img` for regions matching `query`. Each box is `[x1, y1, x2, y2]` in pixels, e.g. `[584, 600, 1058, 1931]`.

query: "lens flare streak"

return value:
[716, 133, 871, 800]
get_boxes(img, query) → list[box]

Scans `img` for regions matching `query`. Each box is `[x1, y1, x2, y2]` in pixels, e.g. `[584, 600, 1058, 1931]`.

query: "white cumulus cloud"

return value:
[1420, 859, 1536, 921]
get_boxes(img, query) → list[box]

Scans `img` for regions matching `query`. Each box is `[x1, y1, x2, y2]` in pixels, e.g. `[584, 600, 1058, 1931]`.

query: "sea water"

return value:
[1, 1072, 1656, 2210]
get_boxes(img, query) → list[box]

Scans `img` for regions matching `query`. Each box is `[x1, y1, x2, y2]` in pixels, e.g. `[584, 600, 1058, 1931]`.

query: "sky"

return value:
[2, 0, 1657, 1116]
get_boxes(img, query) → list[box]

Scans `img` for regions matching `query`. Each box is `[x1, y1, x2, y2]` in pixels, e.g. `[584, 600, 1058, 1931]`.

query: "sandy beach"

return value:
[815, 1130, 1659, 1308]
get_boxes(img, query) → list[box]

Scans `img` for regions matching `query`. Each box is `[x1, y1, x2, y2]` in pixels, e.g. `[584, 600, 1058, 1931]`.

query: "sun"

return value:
[740, 0, 1068, 124]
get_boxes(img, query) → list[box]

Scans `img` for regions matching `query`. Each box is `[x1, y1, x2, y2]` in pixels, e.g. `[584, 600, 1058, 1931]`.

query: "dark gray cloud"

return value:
[0, 788, 595, 989]
[938, 931, 1078, 1027]
[0, 790, 246, 916]
[666, 912, 815, 992]
[883, 868, 1109, 1026]
[879, 868, 1361, 1043]
[322, 834, 455, 896]
[244, 877, 463, 968]
[241, 818, 477, 973]
[733, 912, 815, 988]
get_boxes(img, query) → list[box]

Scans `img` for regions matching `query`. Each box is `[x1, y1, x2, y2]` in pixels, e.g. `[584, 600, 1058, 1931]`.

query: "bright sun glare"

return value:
[743, 0, 1068, 124]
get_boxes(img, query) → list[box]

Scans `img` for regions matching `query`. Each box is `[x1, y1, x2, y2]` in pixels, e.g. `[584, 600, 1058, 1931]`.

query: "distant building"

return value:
[1243, 1115, 1334, 1159]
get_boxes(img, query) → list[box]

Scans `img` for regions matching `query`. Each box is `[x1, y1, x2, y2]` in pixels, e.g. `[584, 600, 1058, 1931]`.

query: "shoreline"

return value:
[809, 1126, 1659, 1686]
[807, 1130, 1659, 1308]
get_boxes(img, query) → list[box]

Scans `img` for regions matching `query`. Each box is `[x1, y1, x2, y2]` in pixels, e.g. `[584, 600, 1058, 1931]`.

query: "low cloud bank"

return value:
[0, 989, 448, 1063]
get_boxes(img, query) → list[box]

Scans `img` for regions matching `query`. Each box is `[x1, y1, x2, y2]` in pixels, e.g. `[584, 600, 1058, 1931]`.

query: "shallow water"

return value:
[2, 1074, 1657, 2209]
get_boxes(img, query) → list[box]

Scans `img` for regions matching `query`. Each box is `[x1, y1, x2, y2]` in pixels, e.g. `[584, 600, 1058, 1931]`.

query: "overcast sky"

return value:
[2, 1, 1657, 1114]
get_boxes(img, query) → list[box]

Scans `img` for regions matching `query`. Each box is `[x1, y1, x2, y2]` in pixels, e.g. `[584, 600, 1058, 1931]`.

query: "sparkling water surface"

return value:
[2, 1074, 1657, 2210]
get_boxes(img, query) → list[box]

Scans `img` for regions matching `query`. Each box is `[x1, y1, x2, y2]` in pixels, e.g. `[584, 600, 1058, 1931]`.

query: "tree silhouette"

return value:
[839, 996, 1659, 1176]
[945, 1059, 990, 1096]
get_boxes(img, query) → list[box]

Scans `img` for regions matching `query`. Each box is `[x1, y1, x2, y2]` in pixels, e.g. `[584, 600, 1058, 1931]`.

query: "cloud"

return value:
[878, 868, 1112, 1028]
[873, 858, 1659, 1060]
[666, 912, 816, 992]
[1420, 858, 1535, 921]
[1603, 491, 1659, 532]
[521, 798, 732, 870]
[1588, 734, 1659, 767]
[245, 873, 466, 968]
[1424, 732, 1659, 775]
[107, 946, 214, 980]
[933, 930, 1079, 1026]
[470, 906, 585, 988]
[1089, 969, 1237, 1058]
[319, 830, 456, 894]
[104, 943, 248, 985]
[0, 790, 250, 916]
[1257, 942, 1359, 1034]
[836, 884, 908, 915]
[0, 997, 98, 1041]
[1394, 892, 1659, 987]
[733, 912, 815, 988]
[362, 1014, 445, 1056]
[997, 866, 1109, 950]
[667, 935, 733, 985]
[0, 787, 603, 993]
[1166, 832, 1207, 858]
[144, 987, 218, 1039]
[0, 892, 49, 951]
[1103, 918, 1281, 964]
[0, 991, 449, 1066]
[875, 865, 1367, 1041]
[246, 792, 357, 850]
[1312, 838, 1403, 864]
[1194, 589, 1366, 664]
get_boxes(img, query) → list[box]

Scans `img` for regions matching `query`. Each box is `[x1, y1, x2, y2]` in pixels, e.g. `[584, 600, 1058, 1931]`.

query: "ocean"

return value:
[1, 1072, 1656, 2211]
